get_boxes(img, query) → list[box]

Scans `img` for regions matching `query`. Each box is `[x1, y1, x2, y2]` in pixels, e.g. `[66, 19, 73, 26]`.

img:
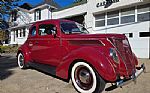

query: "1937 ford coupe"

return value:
[17, 19, 145, 93]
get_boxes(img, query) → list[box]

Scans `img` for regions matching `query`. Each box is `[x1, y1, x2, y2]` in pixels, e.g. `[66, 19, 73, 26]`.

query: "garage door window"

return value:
[107, 10, 119, 25]
[95, 13, 105, 27]
[94, 4, 149, 29]
[137, 3, 150, 22]
[121, 7, 135, 24]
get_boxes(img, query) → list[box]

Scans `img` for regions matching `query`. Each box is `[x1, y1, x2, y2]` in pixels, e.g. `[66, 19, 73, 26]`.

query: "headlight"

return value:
[109, 48, 119, 64]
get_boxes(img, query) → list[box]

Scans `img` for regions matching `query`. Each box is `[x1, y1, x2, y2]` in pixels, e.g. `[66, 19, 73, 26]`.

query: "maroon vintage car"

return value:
[17, 19, 145, 93]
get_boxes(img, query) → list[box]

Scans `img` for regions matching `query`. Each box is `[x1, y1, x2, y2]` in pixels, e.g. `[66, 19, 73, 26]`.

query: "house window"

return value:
[95, 13, 105, 27]
[16, 30, 18, 37]
[139, 32, 150, 37]
[23, 28, 26, 37]
[107, 10, 119, 25]
[137, 3, 150, 22]
[34, 9, 41, 21]
[20, 30, 22, 37]
[13, 31, 15, 42]
[121, 7, 135, 24]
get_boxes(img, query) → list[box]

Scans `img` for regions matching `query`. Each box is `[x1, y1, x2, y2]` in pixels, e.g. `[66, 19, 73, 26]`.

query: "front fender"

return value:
[17, 45, 31, 63]
[56, 47, 117, 82]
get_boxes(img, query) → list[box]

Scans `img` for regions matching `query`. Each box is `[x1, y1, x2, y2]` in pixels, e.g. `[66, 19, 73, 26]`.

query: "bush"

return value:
[0, 45, 19, 53]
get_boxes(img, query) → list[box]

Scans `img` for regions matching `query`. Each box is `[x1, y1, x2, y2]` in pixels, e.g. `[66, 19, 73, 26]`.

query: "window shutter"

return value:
[39, 10, 41, 20]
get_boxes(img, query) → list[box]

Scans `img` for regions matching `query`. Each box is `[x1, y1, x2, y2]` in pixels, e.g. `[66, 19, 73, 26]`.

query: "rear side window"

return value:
[30, 26, 36, 36]
[38, 24, 56, 36]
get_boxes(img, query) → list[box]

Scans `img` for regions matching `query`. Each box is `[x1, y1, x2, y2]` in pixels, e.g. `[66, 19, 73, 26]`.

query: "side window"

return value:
[38, 24, 56, 36]
[30, 26, 36, 36]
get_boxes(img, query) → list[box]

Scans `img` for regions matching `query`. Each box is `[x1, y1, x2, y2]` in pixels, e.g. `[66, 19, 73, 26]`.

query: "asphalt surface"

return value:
[0, 53, 150, 93]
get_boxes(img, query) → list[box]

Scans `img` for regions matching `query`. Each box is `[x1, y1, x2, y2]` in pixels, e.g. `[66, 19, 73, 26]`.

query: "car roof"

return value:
[34, 19, 73, 24]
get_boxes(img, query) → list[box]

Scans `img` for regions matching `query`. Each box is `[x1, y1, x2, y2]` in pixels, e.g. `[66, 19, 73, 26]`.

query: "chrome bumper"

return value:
[116, 63, 146, 87]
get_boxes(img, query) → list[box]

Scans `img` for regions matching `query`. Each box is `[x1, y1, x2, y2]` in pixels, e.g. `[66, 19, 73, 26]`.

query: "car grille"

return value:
[114, 39, 134, 74]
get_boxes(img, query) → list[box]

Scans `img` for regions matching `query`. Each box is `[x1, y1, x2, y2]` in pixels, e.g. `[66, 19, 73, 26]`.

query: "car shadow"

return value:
[105, 85, 118, 91]
[29, 66, 69, 83]
[0, 54, 18, 80]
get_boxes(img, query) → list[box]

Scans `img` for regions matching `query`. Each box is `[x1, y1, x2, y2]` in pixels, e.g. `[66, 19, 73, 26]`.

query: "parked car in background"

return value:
[17, 19, 145, 93]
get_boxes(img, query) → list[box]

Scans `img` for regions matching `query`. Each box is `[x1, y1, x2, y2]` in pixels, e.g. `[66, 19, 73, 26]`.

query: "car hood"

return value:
[62, 34, 126, 40]
[62, 34, 126, 46]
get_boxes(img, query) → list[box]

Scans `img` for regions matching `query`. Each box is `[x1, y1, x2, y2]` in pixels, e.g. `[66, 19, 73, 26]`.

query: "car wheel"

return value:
[71, 62, 106, 93]
[17, 53, 26, 69]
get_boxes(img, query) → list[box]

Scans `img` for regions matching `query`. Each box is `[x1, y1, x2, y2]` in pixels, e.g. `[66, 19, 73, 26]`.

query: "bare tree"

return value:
[0, 0, 20, 19]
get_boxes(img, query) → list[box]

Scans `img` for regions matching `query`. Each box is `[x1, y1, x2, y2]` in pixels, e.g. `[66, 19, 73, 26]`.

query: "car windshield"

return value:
[60, 21, 89, 34]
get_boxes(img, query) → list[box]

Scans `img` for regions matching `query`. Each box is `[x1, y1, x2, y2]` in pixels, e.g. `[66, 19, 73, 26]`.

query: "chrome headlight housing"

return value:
[109, 48, 119, 64]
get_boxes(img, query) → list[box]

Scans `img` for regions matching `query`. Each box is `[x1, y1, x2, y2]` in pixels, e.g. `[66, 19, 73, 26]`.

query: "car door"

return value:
[34, 21, 61, 66]
[27, 24, 40, 62]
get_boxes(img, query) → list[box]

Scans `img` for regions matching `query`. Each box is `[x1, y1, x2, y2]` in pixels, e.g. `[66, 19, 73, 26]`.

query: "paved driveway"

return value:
[0, 53, 150, 93]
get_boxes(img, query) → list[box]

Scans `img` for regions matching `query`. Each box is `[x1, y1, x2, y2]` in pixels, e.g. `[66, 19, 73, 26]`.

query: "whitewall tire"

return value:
[71, 62, 106, 93]
[17, 53, 26, 69]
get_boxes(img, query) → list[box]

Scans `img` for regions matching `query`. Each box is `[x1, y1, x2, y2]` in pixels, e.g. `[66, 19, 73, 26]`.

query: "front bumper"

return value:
[116, 63, 146, 87]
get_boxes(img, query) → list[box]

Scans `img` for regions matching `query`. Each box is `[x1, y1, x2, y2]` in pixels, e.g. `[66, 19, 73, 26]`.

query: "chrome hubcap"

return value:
[75, 66, 93, 90]
[79, 69, 91, 84]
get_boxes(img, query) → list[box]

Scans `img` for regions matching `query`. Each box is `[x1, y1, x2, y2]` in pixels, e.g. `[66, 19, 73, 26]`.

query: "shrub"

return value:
[0, 45, 19, 53]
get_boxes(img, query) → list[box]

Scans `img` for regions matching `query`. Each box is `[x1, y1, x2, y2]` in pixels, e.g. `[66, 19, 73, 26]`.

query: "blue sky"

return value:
[18, 0, 75, 7]
[3, 0, 75, 20]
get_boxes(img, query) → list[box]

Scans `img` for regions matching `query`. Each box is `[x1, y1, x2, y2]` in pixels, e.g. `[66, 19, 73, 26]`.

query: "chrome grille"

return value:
[115, 39, 133, 71]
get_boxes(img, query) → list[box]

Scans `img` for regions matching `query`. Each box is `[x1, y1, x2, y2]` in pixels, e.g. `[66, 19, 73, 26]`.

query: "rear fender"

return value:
[56, 47, 117, 82]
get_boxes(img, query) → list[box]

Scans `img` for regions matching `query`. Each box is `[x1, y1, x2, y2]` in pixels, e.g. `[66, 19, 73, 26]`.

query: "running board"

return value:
[28, 62, 56, 76]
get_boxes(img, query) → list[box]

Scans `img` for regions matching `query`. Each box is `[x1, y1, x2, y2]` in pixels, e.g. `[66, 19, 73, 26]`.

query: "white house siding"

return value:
[16, 28, 29, 45]
[52, 4, 87, 19]
[10, 31, 16, 44]
[29, 13, 34, 22]
[9, 5, 53, 45]
[10, 27, 29, 45]
[41, 8, 50, 20]
[9, 7, 31, 45]
[30, 8, 50, 23]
